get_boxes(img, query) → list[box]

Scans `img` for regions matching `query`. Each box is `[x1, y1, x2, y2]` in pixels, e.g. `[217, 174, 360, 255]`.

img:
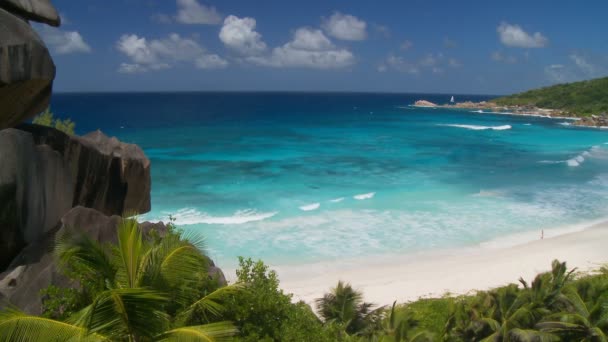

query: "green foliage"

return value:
[32, 107, 76, 135]
[494, 76, 608, 116]
[224, 257, 332, 341]
[40, 285, 84, 320]
[4, 216, 240, 342]
[316, 280, 381, 336]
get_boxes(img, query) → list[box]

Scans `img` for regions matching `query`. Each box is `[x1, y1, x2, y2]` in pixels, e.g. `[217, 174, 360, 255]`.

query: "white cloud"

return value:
[322, 12, 367, 41]
[491, 51, 517, 64]
[497, 22, 548, 48]
[175, 0, 221, 24]
[195, 54, 229, 69]
[118, 63, 149, 74]
[543, 53, 607, 84]
[380, 52, 458, 74]
[400, 40, 413, 50]
[219, 15, 267, 55]
[383, 55, 419, 74]
[569, 53, 598, 77]
[116, 33, 227, 73]
[248, 28, 355, 69]
[37, 26, 91, 54]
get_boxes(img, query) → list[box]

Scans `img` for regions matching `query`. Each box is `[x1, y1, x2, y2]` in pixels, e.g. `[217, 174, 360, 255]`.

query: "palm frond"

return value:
[55, 228, 116, 288]
[115, 218, 148, 288]
[0, 307, 109, 342]
[508, 328, 559, 342]
[70, 288, 169, 339]
[178, 283, 246, 325]
[156, 234, 209, 289]
[156, 322, 237, 342]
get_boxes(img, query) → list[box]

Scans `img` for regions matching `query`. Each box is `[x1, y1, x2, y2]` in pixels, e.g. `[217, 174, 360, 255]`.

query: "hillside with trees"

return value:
[494, 77, 608, 117]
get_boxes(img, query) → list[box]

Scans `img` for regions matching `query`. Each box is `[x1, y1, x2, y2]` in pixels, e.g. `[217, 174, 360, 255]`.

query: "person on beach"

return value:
[541, 229, 544, 240]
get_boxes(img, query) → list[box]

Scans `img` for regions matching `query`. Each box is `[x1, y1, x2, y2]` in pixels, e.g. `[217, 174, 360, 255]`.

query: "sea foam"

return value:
[330, 197, 345, 203]
[300, 203, 321, 211]
[441, 124, 512, 131]
[354, 192, 375, 200]
[155, 208, 277, 225]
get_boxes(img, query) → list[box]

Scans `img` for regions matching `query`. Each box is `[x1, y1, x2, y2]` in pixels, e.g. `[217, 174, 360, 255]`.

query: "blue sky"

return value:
[36, 0, 608, 94]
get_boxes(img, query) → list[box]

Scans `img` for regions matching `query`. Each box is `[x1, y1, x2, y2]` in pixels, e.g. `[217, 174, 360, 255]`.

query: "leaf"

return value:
[508, 328, 559, 342]
[55, 228, 116, 289]
[115, 218, 148, 288]
[70, 288, 169, 339]
[0, 307, 109, 342]
[156, 322, 237, 342]
[178, 283, 246, 325]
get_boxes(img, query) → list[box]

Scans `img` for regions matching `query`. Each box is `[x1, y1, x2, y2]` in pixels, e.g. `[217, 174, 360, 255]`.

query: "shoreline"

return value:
[408, 101, 608, 128]
[275, 219, 608, 307]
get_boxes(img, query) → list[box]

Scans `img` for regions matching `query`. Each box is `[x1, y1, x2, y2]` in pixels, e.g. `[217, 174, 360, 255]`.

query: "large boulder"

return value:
[0, 6, 56, 129]
[0, 0, 61, 26]
[0, 125, 151, 269]
[0, 207, 226, 315]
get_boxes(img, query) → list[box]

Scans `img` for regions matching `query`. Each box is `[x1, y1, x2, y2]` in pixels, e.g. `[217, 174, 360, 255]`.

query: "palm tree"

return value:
[536, 285, 608, 341]
[377, 301, 434, 342]
[0, 217, 242, 341]
[457, 284, 558, 342]
[316, 281, 379, 336]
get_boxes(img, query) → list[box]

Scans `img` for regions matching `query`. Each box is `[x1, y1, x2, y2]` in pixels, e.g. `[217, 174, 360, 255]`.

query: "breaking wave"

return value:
[441, 124, 512, 131]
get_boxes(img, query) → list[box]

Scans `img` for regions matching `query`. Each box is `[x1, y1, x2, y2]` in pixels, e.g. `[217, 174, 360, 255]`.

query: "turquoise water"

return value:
[52, 93, 608, 270]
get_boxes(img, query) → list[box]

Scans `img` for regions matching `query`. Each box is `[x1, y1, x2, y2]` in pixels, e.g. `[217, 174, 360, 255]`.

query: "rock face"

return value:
[0, 206, 226, 315]
[414, 100, 438, 107]
[0, 1, 59, 129]
[0, 0, 61, 26]
[0, 125, 151, 269]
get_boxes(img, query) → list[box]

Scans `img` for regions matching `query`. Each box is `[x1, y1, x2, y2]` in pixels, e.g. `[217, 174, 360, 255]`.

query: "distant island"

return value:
[415, 76, 608, 127]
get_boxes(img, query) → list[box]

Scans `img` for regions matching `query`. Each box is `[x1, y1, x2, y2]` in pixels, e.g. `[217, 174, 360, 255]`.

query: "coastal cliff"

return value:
[0, 0, 226, 314]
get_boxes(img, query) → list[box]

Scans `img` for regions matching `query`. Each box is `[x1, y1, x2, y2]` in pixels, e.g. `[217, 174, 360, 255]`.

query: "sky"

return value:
[35, 0, 608, 95]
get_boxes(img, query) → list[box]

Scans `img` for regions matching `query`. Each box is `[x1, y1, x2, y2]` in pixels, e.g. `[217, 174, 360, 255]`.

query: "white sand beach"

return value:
[277, 221, 608, 307]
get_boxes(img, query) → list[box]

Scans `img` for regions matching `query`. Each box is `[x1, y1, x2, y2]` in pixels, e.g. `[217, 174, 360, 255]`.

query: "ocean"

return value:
[51, 92, 608, 272]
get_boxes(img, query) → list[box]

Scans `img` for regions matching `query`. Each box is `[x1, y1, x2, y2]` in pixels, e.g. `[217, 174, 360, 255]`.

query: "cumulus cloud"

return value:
[116, 33, 227, 73]
[543, 53, 607, 84]
[248, 28, 355, 69]
[379, 52, 458, 74]
[491, 51, 517, 64]
[219, 15, 267, 55]
[381, 55, 419, 74]
[175, 0, 221, 24]
[569, 53, 599, 77]
[322, 12, 367, 41]
[195, 54, 229, 69]
[497, 22, 548, 48]
[36, 26, 91, 54]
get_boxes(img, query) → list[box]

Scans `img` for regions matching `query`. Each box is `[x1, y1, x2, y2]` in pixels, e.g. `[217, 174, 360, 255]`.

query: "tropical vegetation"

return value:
[1, 216, 607, 341]
[494, 76, 608, 116]
[32, 107, 76, 135]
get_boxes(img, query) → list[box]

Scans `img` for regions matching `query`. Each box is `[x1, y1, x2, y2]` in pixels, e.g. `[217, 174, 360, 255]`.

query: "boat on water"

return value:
[450, 95, 455, 104]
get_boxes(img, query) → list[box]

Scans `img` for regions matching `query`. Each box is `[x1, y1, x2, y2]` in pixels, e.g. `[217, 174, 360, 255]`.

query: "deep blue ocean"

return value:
[51, 92, 608, 270]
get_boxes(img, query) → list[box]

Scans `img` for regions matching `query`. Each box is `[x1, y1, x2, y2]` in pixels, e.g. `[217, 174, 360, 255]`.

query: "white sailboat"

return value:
[450, 96, 455, 104]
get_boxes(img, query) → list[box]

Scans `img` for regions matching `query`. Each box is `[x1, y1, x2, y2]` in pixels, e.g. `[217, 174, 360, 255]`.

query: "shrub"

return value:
[32, 108, 76, 135]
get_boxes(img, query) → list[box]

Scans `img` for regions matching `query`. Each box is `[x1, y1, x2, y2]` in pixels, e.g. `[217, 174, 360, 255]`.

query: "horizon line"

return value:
[53, 90, 504, 97]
